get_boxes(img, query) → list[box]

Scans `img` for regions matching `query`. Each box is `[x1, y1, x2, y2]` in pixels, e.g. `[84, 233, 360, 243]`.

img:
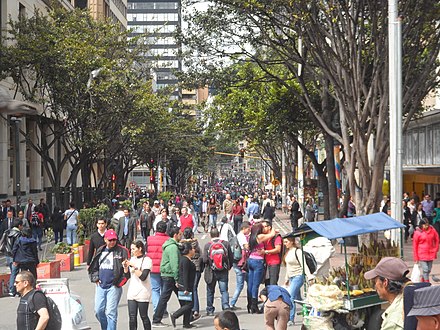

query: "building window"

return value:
[18, 3, 26, 20]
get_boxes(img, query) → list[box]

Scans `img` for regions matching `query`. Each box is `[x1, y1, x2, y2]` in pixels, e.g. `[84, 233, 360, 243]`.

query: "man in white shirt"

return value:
[230, 221, 250, 310]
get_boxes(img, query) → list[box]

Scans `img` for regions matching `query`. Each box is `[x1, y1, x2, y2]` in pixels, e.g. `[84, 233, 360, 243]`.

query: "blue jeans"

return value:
[209, 214, 217, 228]
[193, 271, 201, 313]
[153, 277, 177, 323]
[95, 285, 123, 330]
[247, 258, 265, 299]
[32, 226, 43, 249]
[66, 224, 77, 245]
[7, 256, 19, 295]
[288, 274, 304, 322]
[419, 260, 433, 281]
[206, 273, 229, 313]
[230, 263, 246, 307]
[193, 213, 199, 233]
[150, 272, 163, 312]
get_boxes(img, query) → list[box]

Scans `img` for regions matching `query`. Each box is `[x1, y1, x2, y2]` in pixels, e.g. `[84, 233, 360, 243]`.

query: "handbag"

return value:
[178, 291, 193, 301]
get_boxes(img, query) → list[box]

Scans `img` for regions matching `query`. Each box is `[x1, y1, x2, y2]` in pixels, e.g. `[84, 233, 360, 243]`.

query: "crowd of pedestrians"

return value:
[3, 188, 440, 330]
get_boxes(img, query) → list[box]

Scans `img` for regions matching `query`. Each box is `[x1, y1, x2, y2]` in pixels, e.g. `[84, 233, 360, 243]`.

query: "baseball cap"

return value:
[104, 229, 118, 240]
[154, 200, 159, 204]
[408, 285, 440, 316]
[364, 257, 409, 281]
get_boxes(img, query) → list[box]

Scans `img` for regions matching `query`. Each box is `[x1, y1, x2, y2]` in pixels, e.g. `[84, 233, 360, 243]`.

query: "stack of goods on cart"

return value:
[316, 240, 399, 296]
[303, 284, 344, 330]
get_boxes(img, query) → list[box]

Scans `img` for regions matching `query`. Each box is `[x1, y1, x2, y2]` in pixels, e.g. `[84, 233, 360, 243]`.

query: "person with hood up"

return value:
[12, 227, 39, 279]
[413, 218, 439, 282]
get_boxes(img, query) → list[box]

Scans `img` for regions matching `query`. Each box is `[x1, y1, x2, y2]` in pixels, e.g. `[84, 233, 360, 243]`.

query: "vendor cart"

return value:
[36, 278, 91, 330]
[293, 213, 405, 330]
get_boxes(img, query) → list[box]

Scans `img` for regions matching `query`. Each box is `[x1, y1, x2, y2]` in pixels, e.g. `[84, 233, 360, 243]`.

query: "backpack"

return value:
[295, 248, 317, 274]
[28, 290, 62, 330]
[208, 240, 229, 271]
[0, 230, 8, 253]
[229, 236, 242, 262]
[266, 234, 284, 260]
[30, 212, 41, 227]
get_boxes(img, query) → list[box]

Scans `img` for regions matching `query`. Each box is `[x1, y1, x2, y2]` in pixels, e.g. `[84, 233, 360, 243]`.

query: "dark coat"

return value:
[116, 216, 137, 240]
[86, 231, 106, 265]
[88, 244, 130, 287]
[12, 237, 39, 264]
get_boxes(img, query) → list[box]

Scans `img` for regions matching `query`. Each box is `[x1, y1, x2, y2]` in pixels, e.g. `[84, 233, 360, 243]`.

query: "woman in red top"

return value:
[179, 206, 194, 232]
[413, 218, 439, 282]
[231, 198, 245, 234]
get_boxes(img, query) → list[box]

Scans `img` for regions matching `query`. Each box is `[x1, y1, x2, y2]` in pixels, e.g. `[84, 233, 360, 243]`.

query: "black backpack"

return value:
[28, 290, 62, 330]
[295, 248, 317, 274]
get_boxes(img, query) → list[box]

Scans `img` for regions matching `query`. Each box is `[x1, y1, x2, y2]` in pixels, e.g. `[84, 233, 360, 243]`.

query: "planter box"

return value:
[0, 273, 11, 297]
[56, 253, 74, 272]
[79, 244, 89, 264]
[37, 261, 61, 279]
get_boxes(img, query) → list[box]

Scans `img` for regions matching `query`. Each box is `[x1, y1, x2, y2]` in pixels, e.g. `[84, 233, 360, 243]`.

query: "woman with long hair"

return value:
[169, 242, 196, 329]
[412, 203, 426, 228]
[127, 240, 153, 330]
[413, 218, 439, 282]
[283, 235, 310, 326]
[208, 197, 219, 231]
[180, 227, 203, 322]
[232, 198, 245, 234]
[247, 222, 277, 313]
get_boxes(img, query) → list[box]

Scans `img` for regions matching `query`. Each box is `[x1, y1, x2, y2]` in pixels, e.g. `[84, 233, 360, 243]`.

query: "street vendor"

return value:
[364, 257, 410, 330]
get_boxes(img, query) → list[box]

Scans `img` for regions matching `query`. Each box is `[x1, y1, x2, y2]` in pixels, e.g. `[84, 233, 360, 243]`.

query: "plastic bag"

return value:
[409, 225, 415, 236]
[410, 264, 421, 283]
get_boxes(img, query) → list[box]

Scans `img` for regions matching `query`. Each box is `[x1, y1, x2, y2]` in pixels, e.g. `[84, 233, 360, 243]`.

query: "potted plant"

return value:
[37, 229, 61, 279]
[52, 242, 74, 272]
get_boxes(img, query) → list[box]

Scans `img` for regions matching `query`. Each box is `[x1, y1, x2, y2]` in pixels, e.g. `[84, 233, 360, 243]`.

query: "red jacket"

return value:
[147, 232, 169, 273]
[413, 226, 439, 262]
[179, 214, 194, 232]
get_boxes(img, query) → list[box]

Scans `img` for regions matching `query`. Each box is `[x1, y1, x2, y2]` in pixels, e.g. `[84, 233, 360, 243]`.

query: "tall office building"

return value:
[74, 0, 127, 28]
[127, 0, 181, 99]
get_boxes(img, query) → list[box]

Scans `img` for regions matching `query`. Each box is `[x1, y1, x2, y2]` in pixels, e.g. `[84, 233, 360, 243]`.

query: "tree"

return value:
[181, 0, 440, 214]
[204, 61, 339, 218]
[0, 6, 167, 205]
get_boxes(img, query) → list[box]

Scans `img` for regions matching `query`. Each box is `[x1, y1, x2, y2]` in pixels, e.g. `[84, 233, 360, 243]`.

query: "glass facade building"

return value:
[127, 0, 181, 98]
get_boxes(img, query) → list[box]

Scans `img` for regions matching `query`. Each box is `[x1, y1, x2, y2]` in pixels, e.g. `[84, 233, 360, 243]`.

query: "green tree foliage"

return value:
[181, 0, 440, 213]
[0, 6, 170, 204]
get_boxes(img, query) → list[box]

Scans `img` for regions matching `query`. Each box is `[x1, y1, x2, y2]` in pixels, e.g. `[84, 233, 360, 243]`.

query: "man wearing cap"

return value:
[364, 257, 410, 330]
[407, 285, 440, 330]
[88, 229, 130, 330]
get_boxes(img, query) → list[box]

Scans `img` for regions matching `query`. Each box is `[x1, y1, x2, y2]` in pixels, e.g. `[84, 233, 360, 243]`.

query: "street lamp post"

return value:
[10, 116, 22, 210]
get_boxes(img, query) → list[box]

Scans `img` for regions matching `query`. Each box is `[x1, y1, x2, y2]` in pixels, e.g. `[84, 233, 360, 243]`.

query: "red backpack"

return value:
[208, 240, 228, 271]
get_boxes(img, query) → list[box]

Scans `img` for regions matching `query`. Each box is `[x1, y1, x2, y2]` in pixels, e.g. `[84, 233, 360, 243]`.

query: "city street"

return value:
[0, 211, 438, 329]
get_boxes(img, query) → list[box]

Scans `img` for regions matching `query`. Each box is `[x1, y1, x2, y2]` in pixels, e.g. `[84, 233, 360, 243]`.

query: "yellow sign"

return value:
[272, 179, 280, 186]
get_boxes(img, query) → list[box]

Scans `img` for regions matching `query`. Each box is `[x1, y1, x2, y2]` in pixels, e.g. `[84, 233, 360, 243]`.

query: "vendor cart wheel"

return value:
[366, 308, 383, 330]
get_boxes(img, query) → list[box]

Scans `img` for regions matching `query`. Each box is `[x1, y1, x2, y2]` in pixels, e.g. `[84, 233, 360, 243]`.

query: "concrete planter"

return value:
[37, 260, 61, 279]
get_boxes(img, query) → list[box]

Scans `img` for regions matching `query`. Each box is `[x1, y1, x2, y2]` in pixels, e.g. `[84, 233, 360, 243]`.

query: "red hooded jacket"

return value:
[413, 226, 439, 262]
[147, 232, 169, 273]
